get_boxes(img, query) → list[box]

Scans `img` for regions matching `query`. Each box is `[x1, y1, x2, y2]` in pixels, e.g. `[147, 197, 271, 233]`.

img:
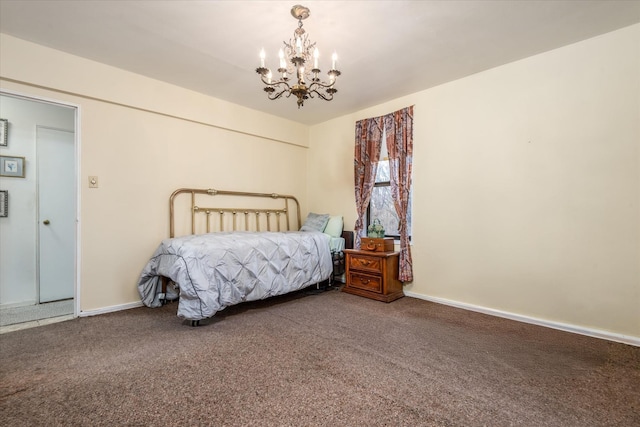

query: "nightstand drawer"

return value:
[347, 272, 382, 293]
[348, 254, 383, 274]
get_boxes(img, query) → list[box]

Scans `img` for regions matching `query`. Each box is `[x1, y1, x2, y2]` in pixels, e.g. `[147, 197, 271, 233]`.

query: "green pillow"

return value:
[323, 215, 344, 238]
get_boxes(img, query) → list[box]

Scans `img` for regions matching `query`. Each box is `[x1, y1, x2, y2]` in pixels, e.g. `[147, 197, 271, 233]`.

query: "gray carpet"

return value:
[0, 288, 638, 426]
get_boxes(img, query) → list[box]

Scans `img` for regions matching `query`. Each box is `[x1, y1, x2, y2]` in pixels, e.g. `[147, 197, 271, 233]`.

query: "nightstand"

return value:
[342, 249, 404, 302]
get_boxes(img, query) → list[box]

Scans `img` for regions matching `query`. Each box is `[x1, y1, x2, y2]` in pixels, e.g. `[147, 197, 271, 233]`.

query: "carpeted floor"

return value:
[0, 288, 638, 426]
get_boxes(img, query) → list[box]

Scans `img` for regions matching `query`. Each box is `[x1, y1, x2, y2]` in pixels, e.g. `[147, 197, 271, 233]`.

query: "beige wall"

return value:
[2, 22, 638, 340]
[308, 24, 640, 339]
[1, 35, 310, 312]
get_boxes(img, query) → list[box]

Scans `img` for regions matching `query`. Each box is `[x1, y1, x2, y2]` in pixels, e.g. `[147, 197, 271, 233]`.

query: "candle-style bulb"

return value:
[296, 37, 302, 55]
[331, 52, 337, 70]
[313, 48, 319, 69]
[260, 48, 265, 67]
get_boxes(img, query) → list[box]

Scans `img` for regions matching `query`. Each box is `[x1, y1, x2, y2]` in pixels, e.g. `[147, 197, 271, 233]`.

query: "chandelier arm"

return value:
[259, 74, 292, 90]
[307, 88, 334, 102]
[263, 81, 293, 101]
[308, 80, 338, 90]
[267, 87, 291, 101]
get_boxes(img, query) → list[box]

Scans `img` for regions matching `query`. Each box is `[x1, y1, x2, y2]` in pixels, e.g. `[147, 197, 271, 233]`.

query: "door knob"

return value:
[43, 220, 50, 225]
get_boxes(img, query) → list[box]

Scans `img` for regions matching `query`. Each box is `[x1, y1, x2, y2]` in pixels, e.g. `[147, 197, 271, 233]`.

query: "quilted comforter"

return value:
[137, 231, 333, 321]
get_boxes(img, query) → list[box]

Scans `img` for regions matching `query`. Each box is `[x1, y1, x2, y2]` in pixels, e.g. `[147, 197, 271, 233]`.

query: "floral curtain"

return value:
[384, 106, 414, 282]
[353, 116, 383, 249]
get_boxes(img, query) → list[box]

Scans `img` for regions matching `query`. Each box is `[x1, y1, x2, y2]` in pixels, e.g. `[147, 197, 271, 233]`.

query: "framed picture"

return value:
[0, 119, 7, 147]
[0, 190, 7, 217]
[0, 119, 9, 147]
[0, 155, 25, 178]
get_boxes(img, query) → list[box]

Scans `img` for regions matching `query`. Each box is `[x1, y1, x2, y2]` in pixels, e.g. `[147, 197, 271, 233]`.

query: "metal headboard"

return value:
[169, 188, 302, 238]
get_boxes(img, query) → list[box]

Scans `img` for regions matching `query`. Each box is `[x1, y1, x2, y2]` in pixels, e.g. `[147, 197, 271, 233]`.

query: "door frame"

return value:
[0, 88, 81, 318]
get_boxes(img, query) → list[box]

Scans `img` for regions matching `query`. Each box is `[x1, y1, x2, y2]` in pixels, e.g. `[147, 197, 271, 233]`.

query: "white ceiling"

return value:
[1, 1, 639, 125]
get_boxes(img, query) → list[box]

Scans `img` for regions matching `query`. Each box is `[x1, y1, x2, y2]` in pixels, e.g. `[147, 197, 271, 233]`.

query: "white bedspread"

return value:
[137, 231, 332, 320]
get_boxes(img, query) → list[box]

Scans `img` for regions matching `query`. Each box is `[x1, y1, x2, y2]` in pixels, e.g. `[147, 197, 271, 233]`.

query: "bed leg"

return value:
[190, 320, 201, 327]
[160, 276, 169, 305]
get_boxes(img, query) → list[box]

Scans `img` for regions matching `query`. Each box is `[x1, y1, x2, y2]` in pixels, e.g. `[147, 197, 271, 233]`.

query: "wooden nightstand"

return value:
[342, 249, 404, 302]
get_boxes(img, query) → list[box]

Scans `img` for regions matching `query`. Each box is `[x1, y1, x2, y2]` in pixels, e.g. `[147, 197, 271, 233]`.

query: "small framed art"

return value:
[0, 119, 7, 147]
[0, 155, 25, 178]
[0, 190, 7, 217]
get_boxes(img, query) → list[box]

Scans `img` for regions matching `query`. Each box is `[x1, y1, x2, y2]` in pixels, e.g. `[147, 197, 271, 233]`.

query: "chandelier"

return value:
[256, 5, 340, 108]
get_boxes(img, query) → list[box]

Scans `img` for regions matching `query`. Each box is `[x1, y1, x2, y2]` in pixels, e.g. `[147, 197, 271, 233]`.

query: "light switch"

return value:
[89, 176, 99, 188]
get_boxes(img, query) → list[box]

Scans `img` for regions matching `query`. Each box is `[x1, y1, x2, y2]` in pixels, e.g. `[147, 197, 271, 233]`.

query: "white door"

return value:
[37, 127, 75, 303]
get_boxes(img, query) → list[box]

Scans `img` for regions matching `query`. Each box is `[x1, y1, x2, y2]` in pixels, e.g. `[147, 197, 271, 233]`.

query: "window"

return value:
[366, 142, 412, 240]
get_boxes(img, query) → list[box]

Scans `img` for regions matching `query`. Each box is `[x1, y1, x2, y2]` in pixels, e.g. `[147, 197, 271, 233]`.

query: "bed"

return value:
[137, 187, 343, 325]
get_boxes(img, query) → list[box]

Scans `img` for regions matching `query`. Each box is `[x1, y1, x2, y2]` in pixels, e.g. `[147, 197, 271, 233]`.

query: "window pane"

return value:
[369, 158, 412, 238]
[375, 160, 390, 183]
[370, 186, 399, 235]
[370, 185, 412, 238]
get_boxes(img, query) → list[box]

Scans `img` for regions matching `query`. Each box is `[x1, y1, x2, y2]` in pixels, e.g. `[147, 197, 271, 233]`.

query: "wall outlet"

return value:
[89, 176, 99, 188]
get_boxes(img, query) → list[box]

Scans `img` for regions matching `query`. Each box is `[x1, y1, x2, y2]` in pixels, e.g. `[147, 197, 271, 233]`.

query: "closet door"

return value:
[37, 126, 75, 303]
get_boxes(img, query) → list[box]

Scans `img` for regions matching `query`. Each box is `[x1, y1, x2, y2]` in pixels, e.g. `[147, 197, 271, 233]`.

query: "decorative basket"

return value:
[367, 219, 385, 238]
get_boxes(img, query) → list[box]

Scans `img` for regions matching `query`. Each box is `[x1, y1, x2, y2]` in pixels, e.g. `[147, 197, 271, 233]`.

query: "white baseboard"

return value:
[79, 301, 143, 317]
[404, 291, 640, 347]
